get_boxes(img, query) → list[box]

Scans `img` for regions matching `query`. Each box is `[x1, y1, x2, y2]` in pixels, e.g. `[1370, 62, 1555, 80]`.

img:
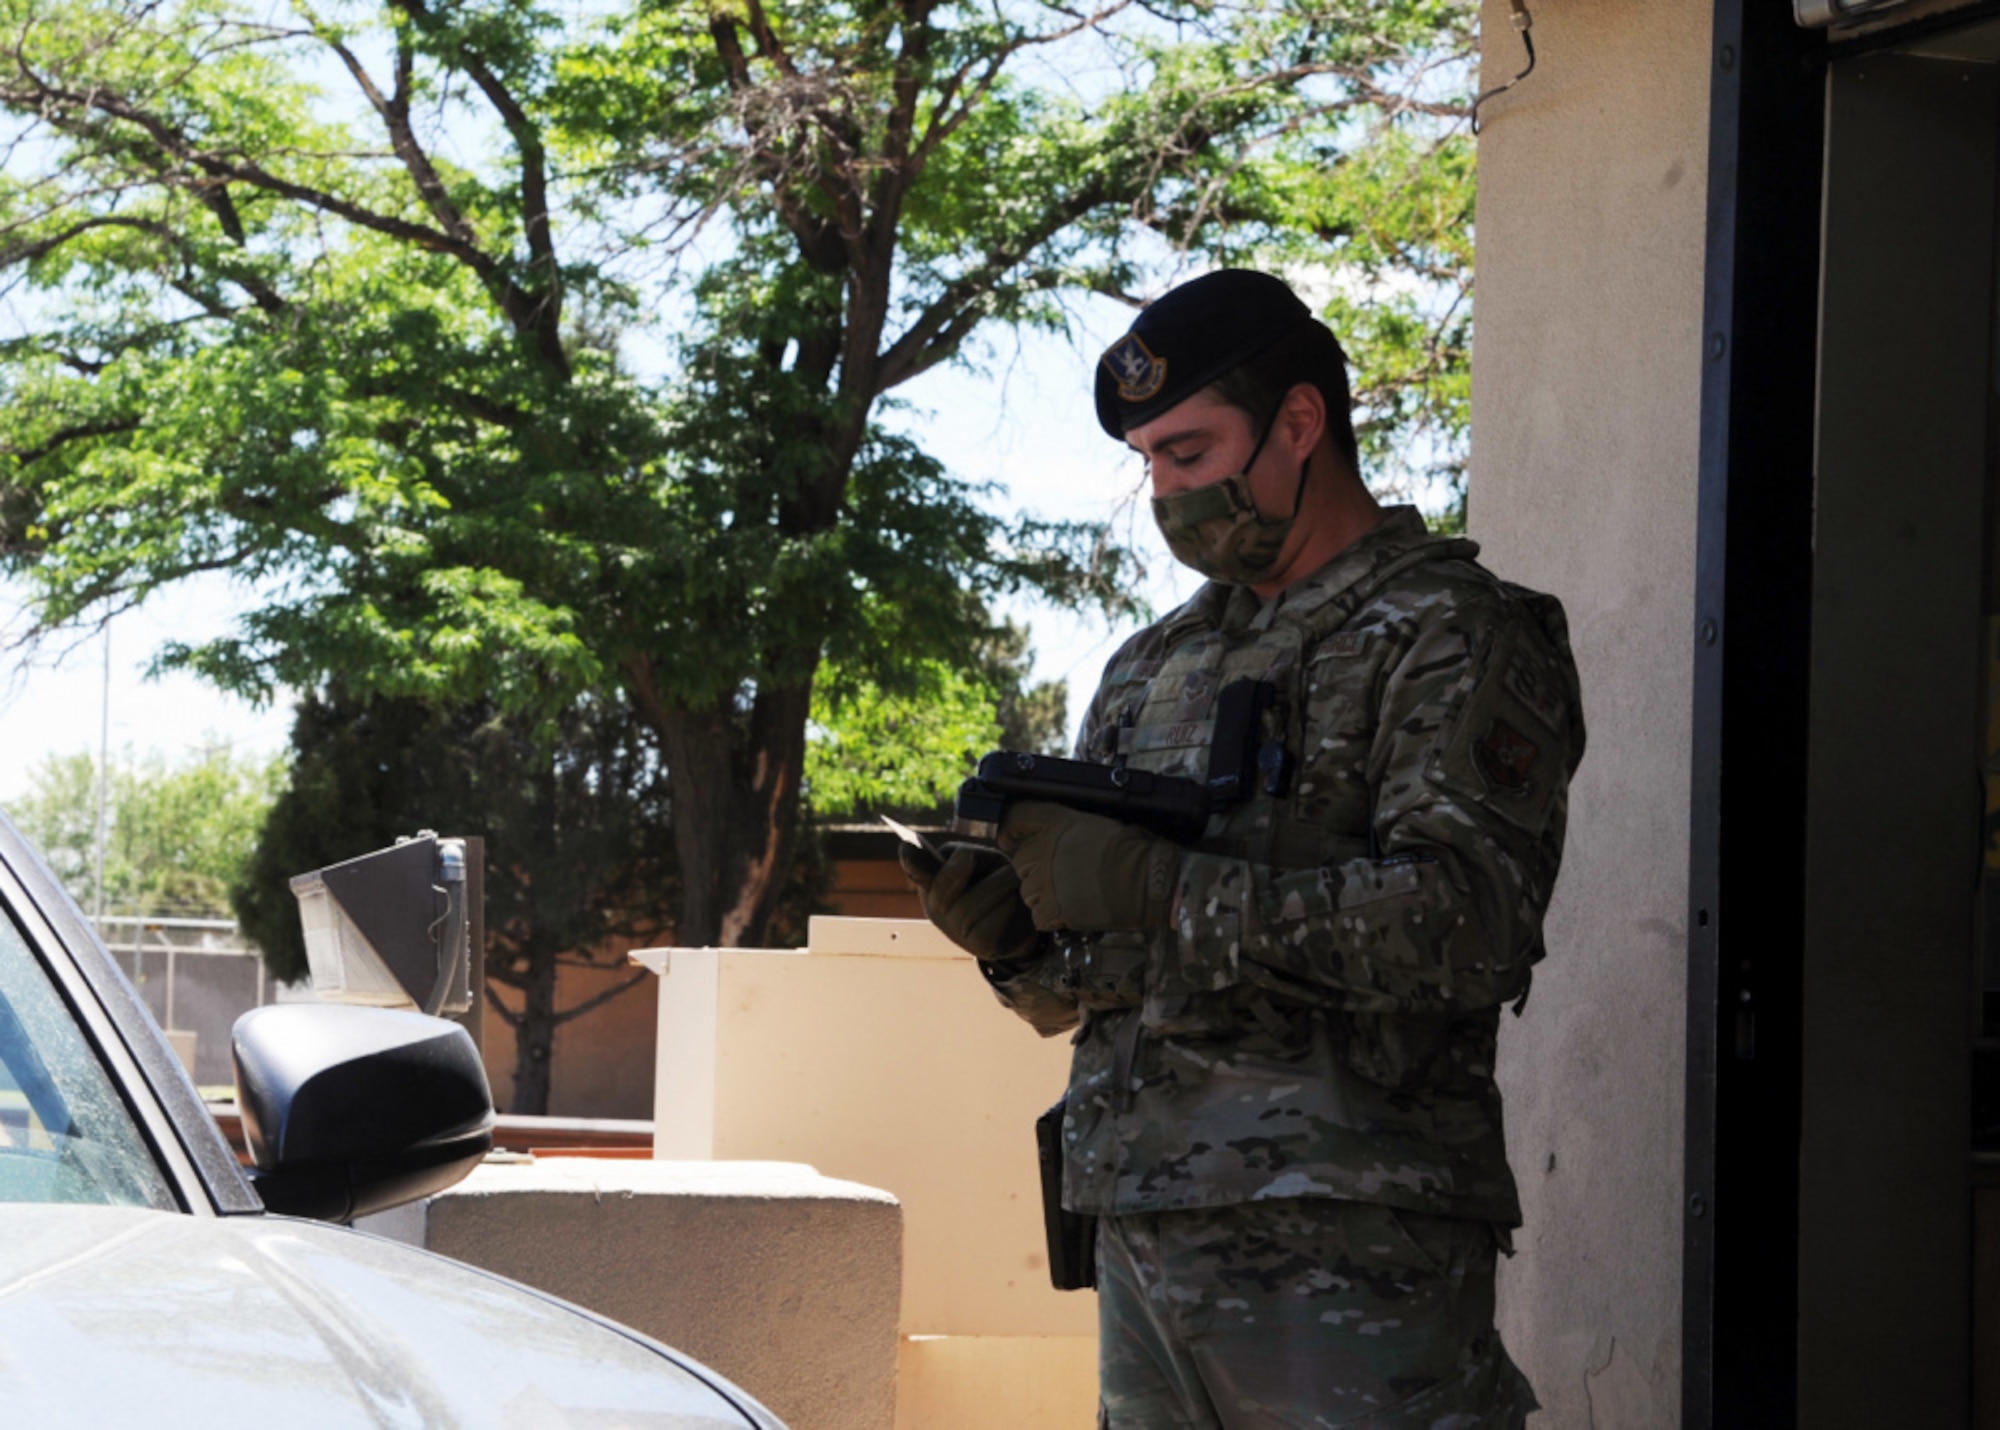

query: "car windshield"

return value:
[0, 907, 176, 1209]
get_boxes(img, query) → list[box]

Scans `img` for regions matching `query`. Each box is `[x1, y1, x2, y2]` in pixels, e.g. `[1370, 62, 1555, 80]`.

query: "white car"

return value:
[0, 810, 784, 1427]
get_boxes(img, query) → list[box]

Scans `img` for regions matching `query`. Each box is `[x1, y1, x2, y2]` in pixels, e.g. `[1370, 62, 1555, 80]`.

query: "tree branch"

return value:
[874, 175, 1110, 393]
[912, 0, 1134, 169]
[2, 417, 142, 469]
[1, 211, 289, 316]
[389, 0, 568, 376]
[702, 18, 850, 275]
[3, 59, 564, 375]
[310, 17, 479, 250]
[483, 979, 524, 1028]
[0, 214, 168, 271]
[740, 0, 804, 81]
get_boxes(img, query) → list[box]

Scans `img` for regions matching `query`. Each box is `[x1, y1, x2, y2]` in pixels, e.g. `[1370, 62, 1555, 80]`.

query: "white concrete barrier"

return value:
[423, 1158, 902, 1430]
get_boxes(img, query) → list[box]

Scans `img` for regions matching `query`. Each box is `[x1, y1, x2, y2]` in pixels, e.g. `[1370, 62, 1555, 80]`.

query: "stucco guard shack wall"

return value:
[1470, 3, 1711, 1423]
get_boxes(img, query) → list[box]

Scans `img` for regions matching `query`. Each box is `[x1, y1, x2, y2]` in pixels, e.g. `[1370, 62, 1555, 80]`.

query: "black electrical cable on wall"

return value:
[1471, 0, 1537, 135]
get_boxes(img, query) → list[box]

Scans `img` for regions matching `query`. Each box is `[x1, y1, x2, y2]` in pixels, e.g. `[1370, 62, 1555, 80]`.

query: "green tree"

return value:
[806, 612, 1067, 818]
[6, 744, 281, 918]
[981, 620, 1069, 758]
[0, 0, 1477, 950]
[808, 658, 999, 817]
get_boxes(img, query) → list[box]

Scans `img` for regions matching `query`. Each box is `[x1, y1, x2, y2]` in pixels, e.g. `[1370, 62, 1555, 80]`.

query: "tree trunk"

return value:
[627, 668, 812, 949]
[509, 941, 559, 1115]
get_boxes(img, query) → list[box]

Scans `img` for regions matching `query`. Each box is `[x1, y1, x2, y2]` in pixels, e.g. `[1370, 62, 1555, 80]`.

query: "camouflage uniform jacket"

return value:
[984, 506, 1586, 1226]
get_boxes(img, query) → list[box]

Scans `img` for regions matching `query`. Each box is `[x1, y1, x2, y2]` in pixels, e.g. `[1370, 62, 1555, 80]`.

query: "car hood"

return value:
[0, 1204, 774, 1427]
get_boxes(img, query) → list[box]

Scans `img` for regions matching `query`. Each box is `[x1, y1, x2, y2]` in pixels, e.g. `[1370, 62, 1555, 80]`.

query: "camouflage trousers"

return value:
[1095, 1198, 1537, 1429]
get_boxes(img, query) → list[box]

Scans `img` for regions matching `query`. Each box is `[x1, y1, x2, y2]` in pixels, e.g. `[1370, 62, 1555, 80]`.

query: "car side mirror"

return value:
[232, 1004, 494, 1223]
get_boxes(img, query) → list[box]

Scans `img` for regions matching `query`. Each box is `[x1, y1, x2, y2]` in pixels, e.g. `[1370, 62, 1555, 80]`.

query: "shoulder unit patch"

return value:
[1472, 717, 1540, 796]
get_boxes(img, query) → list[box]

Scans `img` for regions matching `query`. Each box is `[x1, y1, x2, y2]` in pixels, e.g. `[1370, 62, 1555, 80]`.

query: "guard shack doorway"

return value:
[1696, 14, 2000, 1425]
[1802, 30, 1998, 1429]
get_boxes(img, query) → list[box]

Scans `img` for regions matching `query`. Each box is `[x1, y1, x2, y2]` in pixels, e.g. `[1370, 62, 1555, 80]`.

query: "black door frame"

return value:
[1688, 4, 2000, 1424]
[1685, 4, 1823, 1424]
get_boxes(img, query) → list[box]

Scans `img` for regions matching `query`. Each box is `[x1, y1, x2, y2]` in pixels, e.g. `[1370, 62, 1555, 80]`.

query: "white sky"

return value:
[0, 314, 1198, 803]
[0, 577, 299, 802]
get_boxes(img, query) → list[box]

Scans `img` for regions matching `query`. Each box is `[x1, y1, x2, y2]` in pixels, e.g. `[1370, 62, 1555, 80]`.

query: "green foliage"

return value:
[808, 659, 999, 817]
[0, 0, 1478, 943]
[806, 613, 1069, 817]
[6, 743, 282, 918]
[982, 621, 1070, 758]
[1300, 124, 1476, 504]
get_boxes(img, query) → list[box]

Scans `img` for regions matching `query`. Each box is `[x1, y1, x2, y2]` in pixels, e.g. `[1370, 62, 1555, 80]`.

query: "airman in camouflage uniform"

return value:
[904, 271, 1584, 1428]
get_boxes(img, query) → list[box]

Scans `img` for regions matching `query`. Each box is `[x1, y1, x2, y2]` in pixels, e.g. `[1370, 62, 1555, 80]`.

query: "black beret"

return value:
[1094, 269, 1315, 440]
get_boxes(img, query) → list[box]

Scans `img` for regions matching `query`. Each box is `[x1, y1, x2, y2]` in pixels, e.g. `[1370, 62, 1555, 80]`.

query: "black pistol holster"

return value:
[1036, 1096, 1097, 1291]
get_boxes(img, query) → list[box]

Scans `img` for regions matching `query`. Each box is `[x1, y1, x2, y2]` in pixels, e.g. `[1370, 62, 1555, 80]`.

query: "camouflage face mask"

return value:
[1149, 420, 1310, 585]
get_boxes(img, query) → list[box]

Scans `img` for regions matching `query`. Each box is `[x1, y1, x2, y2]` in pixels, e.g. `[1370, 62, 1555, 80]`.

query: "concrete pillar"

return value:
[1470, 3, 1715, 1423]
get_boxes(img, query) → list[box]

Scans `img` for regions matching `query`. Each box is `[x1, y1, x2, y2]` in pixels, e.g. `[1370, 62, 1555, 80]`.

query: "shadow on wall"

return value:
[482, 948, 661, 1120]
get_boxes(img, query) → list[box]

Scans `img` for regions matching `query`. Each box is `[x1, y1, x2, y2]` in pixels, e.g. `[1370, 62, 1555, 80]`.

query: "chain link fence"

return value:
[90, 915, 307, 1091]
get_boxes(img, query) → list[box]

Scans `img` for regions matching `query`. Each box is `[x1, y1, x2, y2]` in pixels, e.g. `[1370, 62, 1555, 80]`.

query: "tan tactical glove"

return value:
[997, 801, 1182, 933]
[899, 841, 1041, 965]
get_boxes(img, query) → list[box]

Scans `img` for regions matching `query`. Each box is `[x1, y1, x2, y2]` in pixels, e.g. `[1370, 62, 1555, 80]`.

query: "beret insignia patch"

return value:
[1473, 717, 1539, 796]
[1103, 332, 1168, 403]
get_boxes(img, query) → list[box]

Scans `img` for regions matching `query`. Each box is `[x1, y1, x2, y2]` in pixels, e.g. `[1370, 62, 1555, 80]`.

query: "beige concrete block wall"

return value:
[426, 1159, 902, 1430]
[483, 949, 657, 1119]
[638, 916, 1099, 1428]
[1470, 3, 1712, 1423]
[893, 1335, 1098, 1430]
[642, 917, 1090, 1342]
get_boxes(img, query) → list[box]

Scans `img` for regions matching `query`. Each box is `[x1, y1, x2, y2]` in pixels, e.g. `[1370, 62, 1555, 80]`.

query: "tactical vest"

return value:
[1054, 517, 1558, 1225]
[1061, 536, 1483, 1022]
